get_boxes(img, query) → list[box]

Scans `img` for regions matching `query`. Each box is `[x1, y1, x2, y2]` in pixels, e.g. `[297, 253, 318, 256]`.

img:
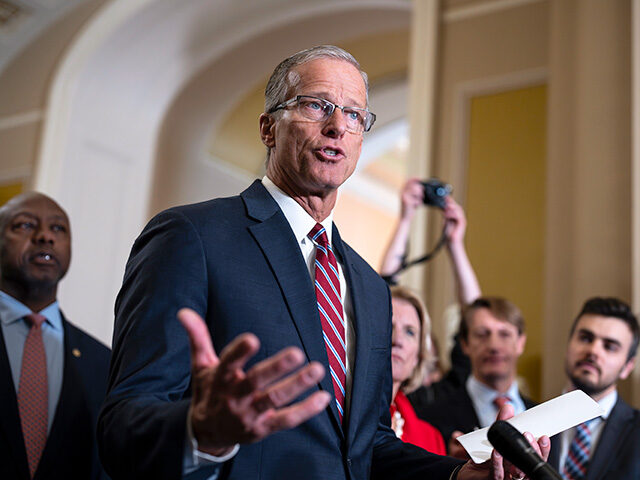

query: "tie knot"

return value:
[24, 313, 46, 329]
[493, 395, 512, 410]
[309, 223, 329, 247]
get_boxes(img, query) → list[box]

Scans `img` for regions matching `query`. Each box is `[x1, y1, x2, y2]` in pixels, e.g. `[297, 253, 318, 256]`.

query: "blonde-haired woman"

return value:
[390, 286, 445, 454]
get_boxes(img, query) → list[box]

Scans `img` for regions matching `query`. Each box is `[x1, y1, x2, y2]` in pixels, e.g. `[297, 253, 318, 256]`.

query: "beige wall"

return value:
[465, 85, 547, 400]
[545, 0, 633, 402]
[426, 0, 549, 378]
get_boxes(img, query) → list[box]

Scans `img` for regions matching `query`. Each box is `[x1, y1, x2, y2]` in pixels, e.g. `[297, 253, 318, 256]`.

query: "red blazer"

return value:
[391, 391, 446, 455]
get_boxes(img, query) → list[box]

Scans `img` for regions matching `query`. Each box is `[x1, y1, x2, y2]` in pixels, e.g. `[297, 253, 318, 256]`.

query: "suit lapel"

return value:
[332, 228, 372, 445]
[587, 397, 634, 480]
[242, 181, 343, 431]
[461, 387, 481, 431]
[547, 434, 562, 471]
[0, 323, 30, 479]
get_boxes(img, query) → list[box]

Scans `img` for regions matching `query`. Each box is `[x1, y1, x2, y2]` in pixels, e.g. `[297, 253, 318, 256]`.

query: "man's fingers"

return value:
[538, 434, 551, 461]
[491, 450, 504, 480]
[251, 362, 325, 412]
[178, 308, 218, 369]
[242, 347, 307, 394]
[259, 391, 332, 434]
[496, 403, 515, 421]
[215, 332, 261, 384]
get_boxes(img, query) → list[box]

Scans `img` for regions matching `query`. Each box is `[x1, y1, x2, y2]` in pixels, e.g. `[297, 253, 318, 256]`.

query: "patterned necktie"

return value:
[17, 313, 48, 479]
[309, 223, 346, 421]
[563, 419, 595, 480]
[493, 395, 512, 411]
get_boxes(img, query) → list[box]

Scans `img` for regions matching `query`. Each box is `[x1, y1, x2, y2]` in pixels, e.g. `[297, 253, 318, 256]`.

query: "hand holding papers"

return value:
[458, 390, 603, 463]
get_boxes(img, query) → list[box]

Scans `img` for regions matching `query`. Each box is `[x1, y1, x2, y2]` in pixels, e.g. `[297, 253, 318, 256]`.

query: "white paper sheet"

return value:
[457, 390, 604, 463]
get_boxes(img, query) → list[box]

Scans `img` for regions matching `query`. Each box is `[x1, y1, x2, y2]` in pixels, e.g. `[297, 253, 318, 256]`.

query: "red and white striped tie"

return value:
[18, 313, 48, 478]
[309, 223, 346, 421]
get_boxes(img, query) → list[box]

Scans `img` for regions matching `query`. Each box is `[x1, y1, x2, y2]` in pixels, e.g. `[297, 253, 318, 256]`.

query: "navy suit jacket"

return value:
[0, 313, 110, 480]
[548, 395, 640, 479]
[98, 181, 463, 480]
[418, 385, 536, 448]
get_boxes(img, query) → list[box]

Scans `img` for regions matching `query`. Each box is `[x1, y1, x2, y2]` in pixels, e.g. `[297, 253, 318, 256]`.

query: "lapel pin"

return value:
[72, 348, 82, 358]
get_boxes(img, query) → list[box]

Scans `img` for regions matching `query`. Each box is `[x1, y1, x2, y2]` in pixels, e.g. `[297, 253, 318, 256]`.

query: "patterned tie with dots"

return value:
[17, 313, 48, 478]
[309, 223, 346, 422]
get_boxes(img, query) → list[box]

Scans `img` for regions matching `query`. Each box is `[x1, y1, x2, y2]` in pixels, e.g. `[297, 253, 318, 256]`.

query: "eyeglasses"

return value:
[268, 95, 376, 134]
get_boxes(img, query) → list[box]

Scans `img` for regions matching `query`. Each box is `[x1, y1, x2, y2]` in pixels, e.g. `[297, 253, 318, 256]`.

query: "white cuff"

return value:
[186, 409, 239, 465]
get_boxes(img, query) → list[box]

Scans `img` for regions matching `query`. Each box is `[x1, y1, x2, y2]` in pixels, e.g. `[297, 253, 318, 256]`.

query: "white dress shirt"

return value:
[262, 176, 356, 416]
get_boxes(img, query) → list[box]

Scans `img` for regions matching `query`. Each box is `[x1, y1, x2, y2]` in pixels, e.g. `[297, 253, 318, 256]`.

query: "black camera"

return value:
[421, 178, 452, 209]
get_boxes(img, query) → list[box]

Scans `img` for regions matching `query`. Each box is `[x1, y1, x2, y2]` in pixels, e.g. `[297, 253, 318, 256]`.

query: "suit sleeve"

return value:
[370, 287, 464, 479]
[97, 210, 219, 479]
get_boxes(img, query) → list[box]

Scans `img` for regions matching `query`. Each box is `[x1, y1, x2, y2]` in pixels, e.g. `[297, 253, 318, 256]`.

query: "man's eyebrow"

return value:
[576, 328, 595, 336]
[602, 336, 622, 347]
[576, 328, 623, 347]
[307, 92, 365, 108]
[10, 211, 38, 221]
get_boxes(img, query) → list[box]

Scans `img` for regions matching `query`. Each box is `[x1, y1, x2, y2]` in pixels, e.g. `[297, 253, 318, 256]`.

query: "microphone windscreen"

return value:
[487, 420, 542, 472]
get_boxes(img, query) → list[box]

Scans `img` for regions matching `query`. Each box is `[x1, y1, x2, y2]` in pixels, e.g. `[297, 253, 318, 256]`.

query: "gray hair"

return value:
[264, 45, 369, 113]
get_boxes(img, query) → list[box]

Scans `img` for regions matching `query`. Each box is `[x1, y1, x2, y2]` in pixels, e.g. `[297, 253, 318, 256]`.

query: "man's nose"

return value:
[487, 333, 500, 349]
[33, 226, 54, 244]
[322, 108, 347, 137]
[585, 341, 602, 358]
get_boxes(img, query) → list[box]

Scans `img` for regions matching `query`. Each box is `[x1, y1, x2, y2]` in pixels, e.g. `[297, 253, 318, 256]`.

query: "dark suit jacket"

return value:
[418, 384, 536, 448]
[0, 312, 110, 480]
[98, 181, 463, 480]
[548, 395, 640, 480]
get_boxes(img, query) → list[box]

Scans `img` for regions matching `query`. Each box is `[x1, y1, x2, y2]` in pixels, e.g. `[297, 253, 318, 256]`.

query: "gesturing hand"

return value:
[178, 308, 332, 456]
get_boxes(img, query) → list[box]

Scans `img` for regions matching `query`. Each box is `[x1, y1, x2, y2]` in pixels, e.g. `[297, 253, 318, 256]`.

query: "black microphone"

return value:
[487, 420, 561, 480]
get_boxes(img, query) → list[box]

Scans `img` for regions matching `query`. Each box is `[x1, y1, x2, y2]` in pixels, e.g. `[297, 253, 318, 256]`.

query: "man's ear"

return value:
[619, 356, 636, 380]
[516, 333, 527, 356]
[259, 113, 276, 148]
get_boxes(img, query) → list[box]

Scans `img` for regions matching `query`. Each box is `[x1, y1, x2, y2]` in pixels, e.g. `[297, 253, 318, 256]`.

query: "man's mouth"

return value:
[30, 252, 58, 265]
[576, 360, 600, 374]
[317, 146, 345, 159]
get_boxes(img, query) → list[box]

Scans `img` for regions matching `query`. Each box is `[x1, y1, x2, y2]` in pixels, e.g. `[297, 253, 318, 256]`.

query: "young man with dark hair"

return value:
[548, 296, 640, 480]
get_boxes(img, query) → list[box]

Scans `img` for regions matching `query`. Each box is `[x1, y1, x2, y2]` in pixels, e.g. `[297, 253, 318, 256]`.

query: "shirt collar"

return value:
[594, 389, 617, 420]
[467, 374, 520, 403]
[262, 176, 334, 245]
[0, 290, 63, 331]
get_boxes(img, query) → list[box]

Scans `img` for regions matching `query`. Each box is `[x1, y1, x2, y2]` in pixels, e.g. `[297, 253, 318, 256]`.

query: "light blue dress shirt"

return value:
[0, 290, 64, 433]
[466, 375, 527, 428]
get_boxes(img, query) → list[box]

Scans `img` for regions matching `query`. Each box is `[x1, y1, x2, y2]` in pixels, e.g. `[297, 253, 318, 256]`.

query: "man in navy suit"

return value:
[548, 297, 640, 479]
[0, 192, 110, 479]
[419, 297, 535, 459]
[98, 45, 548, 480]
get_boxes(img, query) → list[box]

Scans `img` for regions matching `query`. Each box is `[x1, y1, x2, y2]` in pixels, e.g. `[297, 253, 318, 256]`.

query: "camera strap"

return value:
[382, 222, 449, 283]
